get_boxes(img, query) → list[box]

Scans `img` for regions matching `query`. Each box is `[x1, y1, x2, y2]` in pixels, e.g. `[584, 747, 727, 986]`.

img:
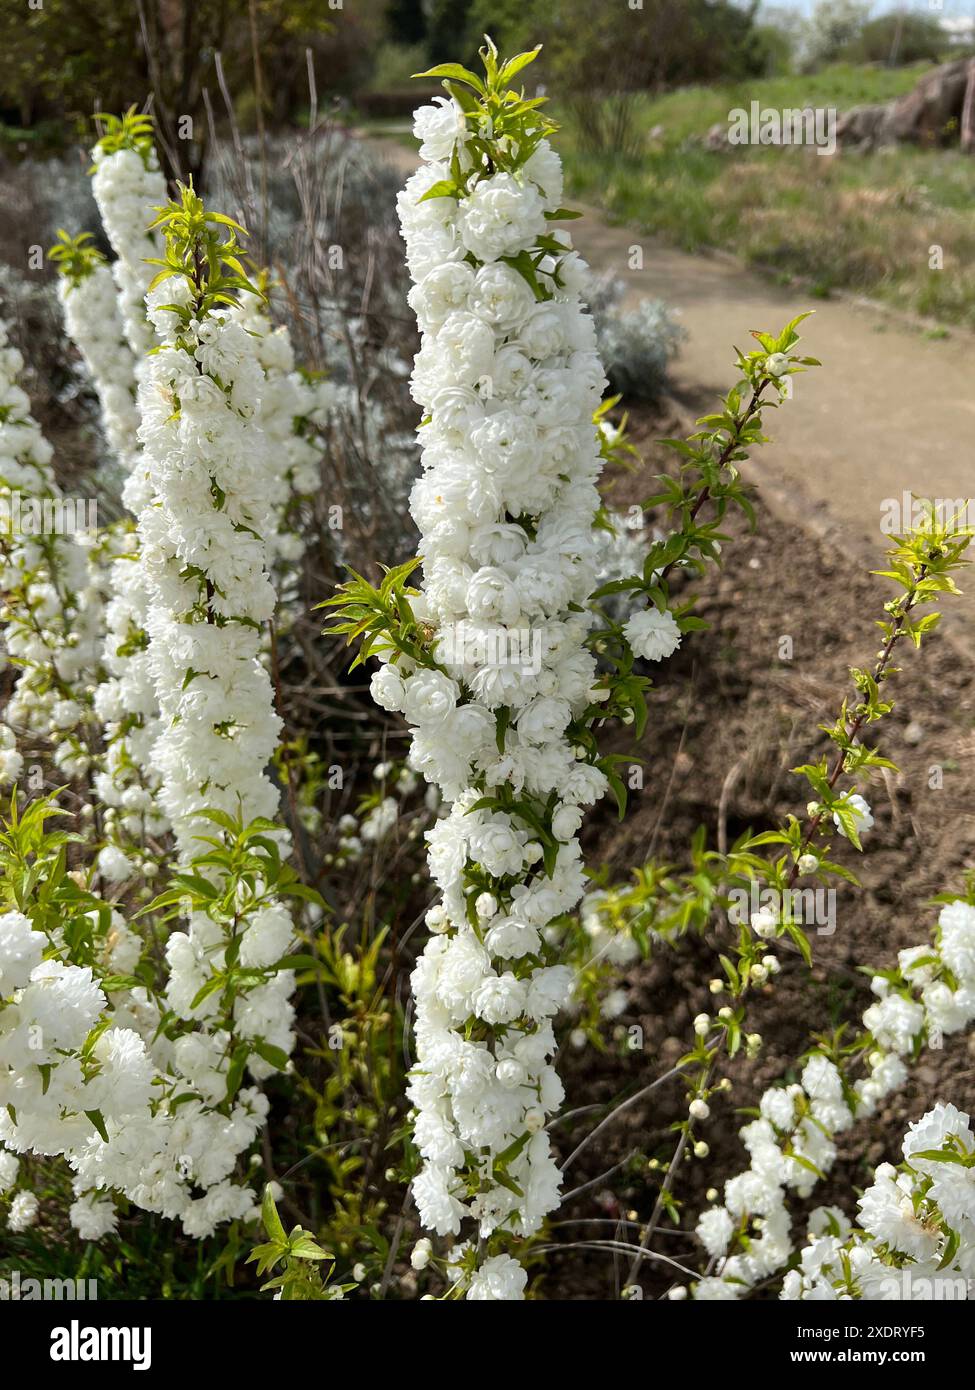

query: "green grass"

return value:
[577, 63, 933, 148]
[559, 64, 975, 329]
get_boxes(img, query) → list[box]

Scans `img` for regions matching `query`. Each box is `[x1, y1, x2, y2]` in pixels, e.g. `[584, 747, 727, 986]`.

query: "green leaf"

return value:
[225, 1047, 249, 1103]
[290, 1235, 332, 1261]
[262, 1185, 287, 1245]
[418, 179, 460, 204]
[499, 47, 542, 85]
[252, 1039, 290, 1072]
[909, 1148, 970, 1166]
[412, 63, 486, 94]
[85, 1109, 110, 1143]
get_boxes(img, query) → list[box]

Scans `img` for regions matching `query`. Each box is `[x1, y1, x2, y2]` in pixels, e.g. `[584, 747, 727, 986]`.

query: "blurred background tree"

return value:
[0, 0, 135, 131]
[839, 11, 949, 68]
[0, 0, 381, 173]
[534, 0, 770, 155]
[801, 0, 872, 69]
[799, 2, 950, 73]
[0, 0, 964, 171]
[386, 0, 428, 46]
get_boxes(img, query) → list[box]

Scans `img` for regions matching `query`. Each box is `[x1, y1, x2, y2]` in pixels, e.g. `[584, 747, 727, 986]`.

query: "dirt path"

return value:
[367, 135, 975, 648]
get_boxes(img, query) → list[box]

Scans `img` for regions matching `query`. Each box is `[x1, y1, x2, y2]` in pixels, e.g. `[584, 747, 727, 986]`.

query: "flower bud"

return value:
[750, 907, 778, 939]
[411, 1238, 432, 1271]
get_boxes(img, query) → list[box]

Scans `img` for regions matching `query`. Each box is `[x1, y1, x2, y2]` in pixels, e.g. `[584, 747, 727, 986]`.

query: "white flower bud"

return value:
[750, 907, 778, 939]
[425, 904, 449, 934]
[475, 892, 497, 920]
[411, 1238, 432, 1271]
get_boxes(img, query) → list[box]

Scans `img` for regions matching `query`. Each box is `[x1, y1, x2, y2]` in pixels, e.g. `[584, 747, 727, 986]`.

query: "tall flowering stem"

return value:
[136, 185, 301, 1089]
[1, 177, 319, 1245]
[578, 507, 969, 1294]
[324, 41, 618, 1297]
[590, 322, 816, 744]
[90, 108, 168, 379]
[324, 38, 773, 1299]
[75, 111, 173, 871]
[137, 185, 282, 850]
[48, 231, 140, 469]
[0, 313, 101, 783]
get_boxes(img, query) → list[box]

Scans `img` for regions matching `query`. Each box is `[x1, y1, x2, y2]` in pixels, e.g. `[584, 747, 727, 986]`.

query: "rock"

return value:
[837, 59, 975, 152]
[703, 122, 730, 152]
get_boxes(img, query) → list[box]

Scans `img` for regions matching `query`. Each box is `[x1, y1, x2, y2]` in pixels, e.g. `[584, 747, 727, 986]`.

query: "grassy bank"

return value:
[560, 64, 975, 328]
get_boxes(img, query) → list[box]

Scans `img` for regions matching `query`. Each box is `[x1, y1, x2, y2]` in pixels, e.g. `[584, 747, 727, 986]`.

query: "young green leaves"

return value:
[145, 183, 262, 320]
[47, 230, 105, 288]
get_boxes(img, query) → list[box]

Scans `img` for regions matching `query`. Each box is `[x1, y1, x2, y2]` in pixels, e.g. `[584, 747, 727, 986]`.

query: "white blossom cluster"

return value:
[367, 91, 628, 1294]
[0, 899, 271, 1240]
[89, 136, 166, 381]
[234, 292, 324, 585]
[0, 901, 150, 1240]
[135, 245, 301, 1089]
[691, 897, 975, 1299]
[0, 236, 307, 1239]
[82, 130, 328, 867]
[782, 1103, 975, 1299]
[57, 265, 140, 468]
[137, 275, 287, 852]
[329, 760, 424, 862]
[0, 313, 101, 779]
[84, 132, 171, 852]
[91, 518, 168, 872]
